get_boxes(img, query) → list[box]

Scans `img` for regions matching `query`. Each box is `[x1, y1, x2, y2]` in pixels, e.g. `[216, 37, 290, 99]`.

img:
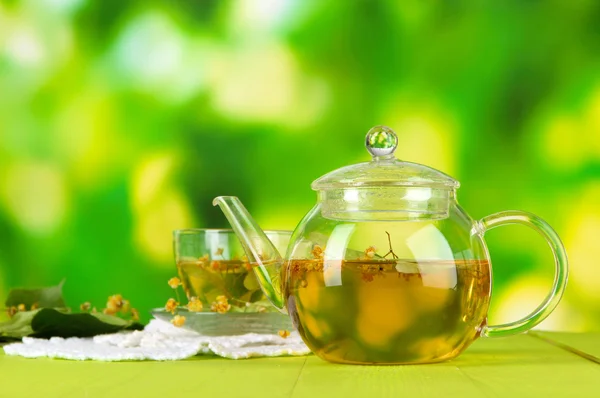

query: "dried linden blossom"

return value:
[278, 330, 290, 339]
[311, 245, 325, 259]
[102, 294, 134, 316]
[17, 304, 26, 312]
[365, 246, 377, 258]
[104, 294, 127, 315]
[93, 296, 136, 318]
[187, 297, 203, 312]
[80, 302, 91, 312]
[165, 298, 179, 314]
[171, 315, 186, 327]
[168, 277, 182, 289]
[211, 295, 231, 314]
[215, 248, 224, 256]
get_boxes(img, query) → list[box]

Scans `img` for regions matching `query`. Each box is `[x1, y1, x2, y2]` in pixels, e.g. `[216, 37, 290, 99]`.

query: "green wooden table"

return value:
[1, 332, 599, 397]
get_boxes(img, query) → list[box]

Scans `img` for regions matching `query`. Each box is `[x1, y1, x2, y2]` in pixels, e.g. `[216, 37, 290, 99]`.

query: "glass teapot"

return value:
[213, 126, 568, 365]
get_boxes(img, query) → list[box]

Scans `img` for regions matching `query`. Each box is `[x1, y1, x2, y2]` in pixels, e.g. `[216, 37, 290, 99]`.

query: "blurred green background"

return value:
[0, 0, 599, 330]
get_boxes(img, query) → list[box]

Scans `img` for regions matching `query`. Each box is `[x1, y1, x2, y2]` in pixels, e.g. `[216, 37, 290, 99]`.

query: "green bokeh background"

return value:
[0, 0, 599, 330]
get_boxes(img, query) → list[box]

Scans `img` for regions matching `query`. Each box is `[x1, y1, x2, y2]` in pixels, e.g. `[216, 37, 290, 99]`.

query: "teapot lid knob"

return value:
[365, 125, 398, 159]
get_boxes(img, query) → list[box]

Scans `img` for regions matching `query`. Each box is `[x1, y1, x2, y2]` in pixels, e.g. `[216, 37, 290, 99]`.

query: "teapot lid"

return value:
[311, 125, 459, 191]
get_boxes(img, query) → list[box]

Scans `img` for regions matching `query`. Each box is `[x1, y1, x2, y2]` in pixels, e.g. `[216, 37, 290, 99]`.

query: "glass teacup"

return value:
[173, 229, 291, 313]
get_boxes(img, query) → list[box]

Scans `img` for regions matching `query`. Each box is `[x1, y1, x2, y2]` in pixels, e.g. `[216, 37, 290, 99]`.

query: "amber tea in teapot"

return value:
[287, 255, 490, 364]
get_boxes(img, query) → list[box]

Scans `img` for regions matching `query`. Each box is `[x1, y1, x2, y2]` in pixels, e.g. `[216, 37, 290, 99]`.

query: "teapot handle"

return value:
[477, 211, 568, 337]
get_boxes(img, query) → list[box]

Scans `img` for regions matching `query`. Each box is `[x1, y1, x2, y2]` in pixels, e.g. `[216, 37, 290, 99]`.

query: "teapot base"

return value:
[309, 341, 468, 365]
[315, 353, 458, 366]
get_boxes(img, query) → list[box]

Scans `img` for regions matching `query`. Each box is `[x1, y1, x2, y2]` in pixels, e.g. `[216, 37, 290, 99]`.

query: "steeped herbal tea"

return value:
[286, 258, 491, 364]
[173, 229, 291, 314]
[177, 258, 273, 313]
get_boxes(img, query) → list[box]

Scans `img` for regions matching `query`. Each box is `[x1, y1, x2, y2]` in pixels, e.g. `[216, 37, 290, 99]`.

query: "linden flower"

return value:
[168, 277, 181, 289]
[106, 294, 124, 312]
[165, 298, 179, 314]
[311, 245, 325, 259]
[278, 330, 291, 339]
[187, 297, 203, 312]
[211, 303, 231, 314]
[30, 302, 39, 310]
[171, 315, 186, 327]
[80, 302, 91, 312]
[365, 246, 377, 259]
[211, 261, 220, 270]
[131, 308, 140, 321]
[17, 304, 26, 312]
[215, 248, 224, 256]
[211, 296, 231, 314]
[7, 306, 17, 317]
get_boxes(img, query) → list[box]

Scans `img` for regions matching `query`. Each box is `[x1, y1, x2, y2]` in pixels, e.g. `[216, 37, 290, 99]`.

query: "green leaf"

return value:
[249, 289, 264, 303]
[89, 312, 130, 327]
[0, 310, 39, 340]
[30, 308, 144, 338]
[1, 308, 144, 341]
[5, 280, 67, 309]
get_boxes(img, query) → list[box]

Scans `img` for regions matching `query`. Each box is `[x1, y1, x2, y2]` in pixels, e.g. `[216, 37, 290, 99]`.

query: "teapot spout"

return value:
[212, 196, 286, 312]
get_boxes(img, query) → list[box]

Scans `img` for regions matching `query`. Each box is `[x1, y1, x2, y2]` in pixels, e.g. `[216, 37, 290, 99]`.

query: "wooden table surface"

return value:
[1, 332, 599, 397]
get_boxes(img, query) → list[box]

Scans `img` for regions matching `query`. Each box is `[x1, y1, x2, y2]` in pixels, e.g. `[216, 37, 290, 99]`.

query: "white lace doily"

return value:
[2, 319, 310, 361]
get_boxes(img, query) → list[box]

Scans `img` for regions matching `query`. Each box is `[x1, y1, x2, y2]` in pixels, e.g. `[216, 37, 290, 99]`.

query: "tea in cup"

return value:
[173, 229, 291, 313]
